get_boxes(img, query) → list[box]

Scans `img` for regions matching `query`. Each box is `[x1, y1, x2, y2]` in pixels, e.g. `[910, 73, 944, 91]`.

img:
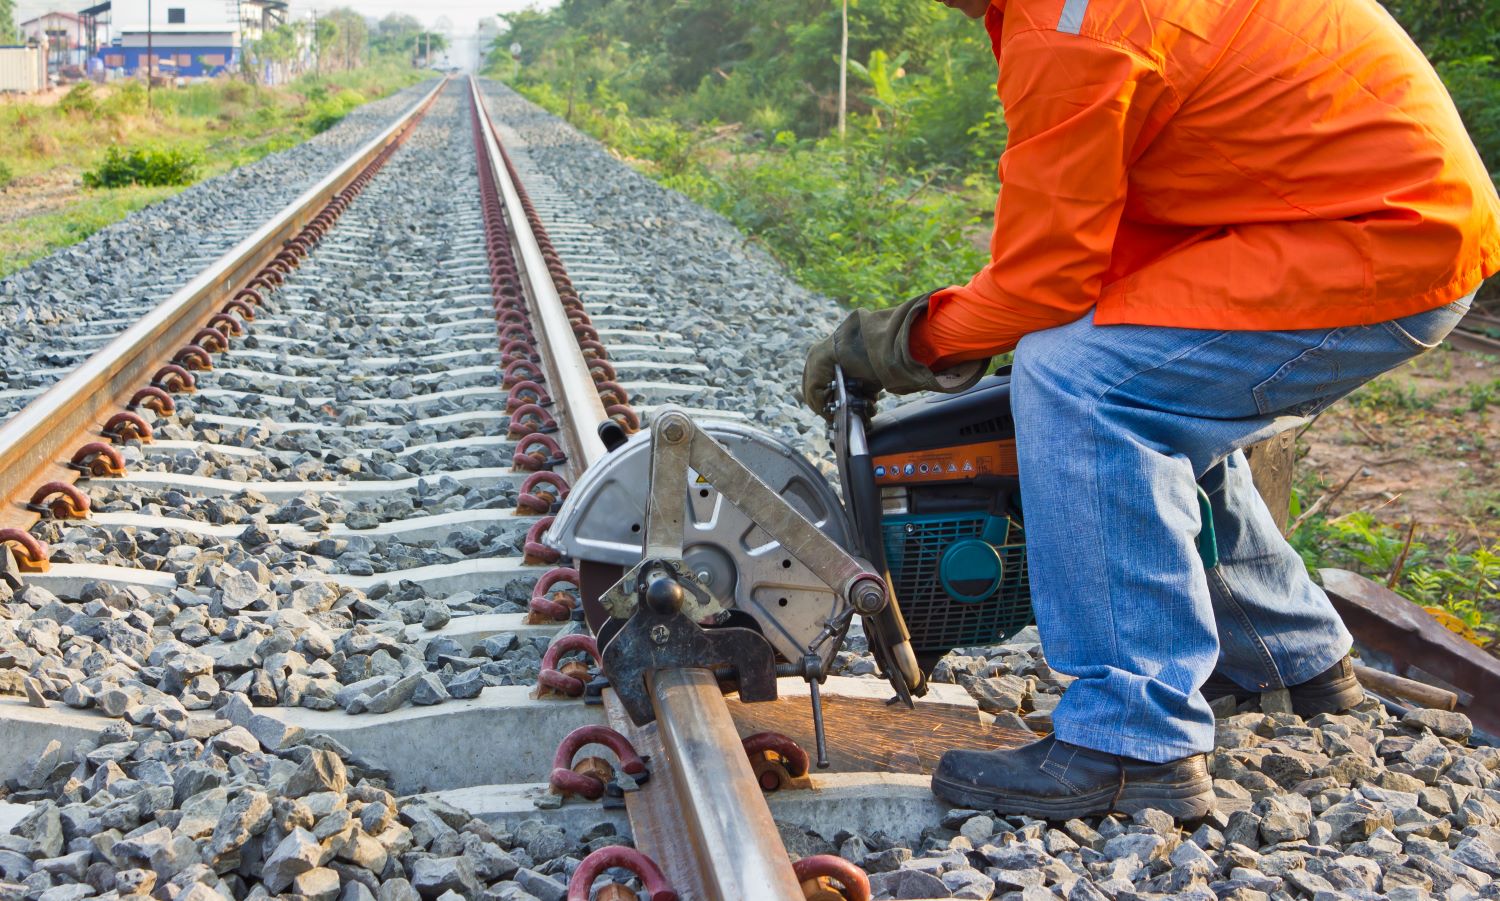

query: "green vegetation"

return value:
[1291, 491, 1500, 646]
[83, 145, 200, 188]
[0, 60, 426, 277]
[0, 0, 15, 44]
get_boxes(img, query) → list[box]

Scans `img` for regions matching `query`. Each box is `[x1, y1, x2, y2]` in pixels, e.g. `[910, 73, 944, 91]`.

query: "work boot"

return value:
[931, 734, 1213, 821]
[1201, 656, 1364, 717]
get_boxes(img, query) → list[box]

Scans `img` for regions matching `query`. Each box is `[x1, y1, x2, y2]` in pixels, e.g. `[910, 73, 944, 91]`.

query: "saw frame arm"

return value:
[641, 405, 890, 622]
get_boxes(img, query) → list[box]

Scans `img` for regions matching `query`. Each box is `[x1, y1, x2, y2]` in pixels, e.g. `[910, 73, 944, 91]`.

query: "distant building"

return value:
[19, 11, 87, 70]
[84, 0, 287, 77]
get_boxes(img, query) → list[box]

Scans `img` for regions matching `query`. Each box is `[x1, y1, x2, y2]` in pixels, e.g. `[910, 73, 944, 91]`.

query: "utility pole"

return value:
[146, 0, 153, 108]
[312, 9, 318, 76]
[837, 0, 848, 139]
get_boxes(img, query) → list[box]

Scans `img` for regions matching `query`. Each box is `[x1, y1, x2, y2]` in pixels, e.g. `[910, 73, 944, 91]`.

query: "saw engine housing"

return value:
[864, 372, 1034, 664]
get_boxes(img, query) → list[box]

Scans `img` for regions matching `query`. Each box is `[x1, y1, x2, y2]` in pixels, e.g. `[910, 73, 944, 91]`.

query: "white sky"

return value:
[16, 0, 552, 36]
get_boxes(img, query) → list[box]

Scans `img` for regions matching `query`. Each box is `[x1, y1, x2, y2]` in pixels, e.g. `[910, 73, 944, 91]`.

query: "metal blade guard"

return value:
[547, 407, 891, 732]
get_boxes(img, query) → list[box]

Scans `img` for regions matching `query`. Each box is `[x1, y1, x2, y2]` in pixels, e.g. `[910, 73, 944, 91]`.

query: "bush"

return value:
[0, 160, 12, 190]
[100, 83, 148, 118]
[306, 89, 366, 133]
[83, 145, 200, 188]
[59, 83, 98, 116]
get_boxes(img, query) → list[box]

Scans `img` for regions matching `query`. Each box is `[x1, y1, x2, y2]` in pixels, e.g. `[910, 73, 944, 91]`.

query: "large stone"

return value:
[968, 675, 1028, 713]
[262, 828, 325, 893]
[1255, 794, 1312, 844]
[1317, 799, 1395, 845]
[410, 856, 483, 898]
[207, 790, 272, 863]
[512, 869, 566, 901]
[294, 867, 343, 901]
[362, 673, 423, 714]
[1403, 708, 1473, 743]
[868, 868, 951, 899]
[285, 750, 349, 798]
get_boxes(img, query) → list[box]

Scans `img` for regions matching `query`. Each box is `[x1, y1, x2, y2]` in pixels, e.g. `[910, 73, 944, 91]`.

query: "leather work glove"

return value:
[801, 292, 989, 419]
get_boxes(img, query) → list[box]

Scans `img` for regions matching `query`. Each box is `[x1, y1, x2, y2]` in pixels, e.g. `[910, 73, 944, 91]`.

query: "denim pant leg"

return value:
[1011, 296, 1472, 762]
[1200, 451, 1351, 691]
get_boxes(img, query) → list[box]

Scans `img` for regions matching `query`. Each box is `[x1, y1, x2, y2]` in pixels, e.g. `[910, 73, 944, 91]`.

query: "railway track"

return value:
[3, 74, 1499, 901]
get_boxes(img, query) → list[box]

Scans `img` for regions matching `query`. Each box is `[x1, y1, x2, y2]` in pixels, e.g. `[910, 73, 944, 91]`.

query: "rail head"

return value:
[468, 75, 609, 477]
[469, 77, 807, 901]
[0, 77, 448, 534]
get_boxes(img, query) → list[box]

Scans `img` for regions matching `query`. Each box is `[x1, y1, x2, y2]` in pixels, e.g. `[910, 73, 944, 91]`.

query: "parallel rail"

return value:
[469, 76, 808, 900]
[0, 78, 446, 539]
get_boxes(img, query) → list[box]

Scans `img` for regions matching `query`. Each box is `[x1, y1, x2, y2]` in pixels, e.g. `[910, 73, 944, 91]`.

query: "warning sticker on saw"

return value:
[871, 440, 1017, 483]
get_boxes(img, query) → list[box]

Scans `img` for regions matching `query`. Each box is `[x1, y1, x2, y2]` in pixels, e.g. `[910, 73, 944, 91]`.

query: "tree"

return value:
[323, 8, 367, 71]
[314, 16, 339, 72]
[0, 0, 18, 44]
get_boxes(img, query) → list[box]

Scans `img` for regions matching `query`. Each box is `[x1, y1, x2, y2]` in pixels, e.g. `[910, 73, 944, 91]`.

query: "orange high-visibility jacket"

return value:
[909, 0, 1500, 369]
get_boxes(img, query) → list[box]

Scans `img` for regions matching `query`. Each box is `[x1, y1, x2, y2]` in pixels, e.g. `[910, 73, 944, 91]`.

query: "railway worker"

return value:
[803, 0, 1499, 820]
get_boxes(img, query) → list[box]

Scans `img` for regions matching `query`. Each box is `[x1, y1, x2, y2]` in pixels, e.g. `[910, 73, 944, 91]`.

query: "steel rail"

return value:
[468, 76, 608, 473]
[469, 76, 807, 901]
[0, 77, 447, 536]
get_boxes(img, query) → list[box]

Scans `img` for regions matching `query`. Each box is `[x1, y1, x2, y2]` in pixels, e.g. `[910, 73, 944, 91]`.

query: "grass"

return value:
[0, 60, 425, 277]
[0, 186, 183, 268]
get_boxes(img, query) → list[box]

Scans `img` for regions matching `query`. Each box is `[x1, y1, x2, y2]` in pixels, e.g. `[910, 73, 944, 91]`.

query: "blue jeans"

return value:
[1012, 292, 1475, 761]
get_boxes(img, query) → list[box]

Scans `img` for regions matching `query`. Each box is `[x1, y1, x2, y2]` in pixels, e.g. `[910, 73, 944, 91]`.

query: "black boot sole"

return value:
[930, 771, 1214, 822]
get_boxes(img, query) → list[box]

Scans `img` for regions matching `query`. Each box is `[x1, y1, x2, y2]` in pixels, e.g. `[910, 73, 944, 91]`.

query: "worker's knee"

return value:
[1011, 328, 1088, 412]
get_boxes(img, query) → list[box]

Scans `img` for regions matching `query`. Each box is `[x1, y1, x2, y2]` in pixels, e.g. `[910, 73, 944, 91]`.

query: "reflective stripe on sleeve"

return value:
[1057, 0, 1088, 34]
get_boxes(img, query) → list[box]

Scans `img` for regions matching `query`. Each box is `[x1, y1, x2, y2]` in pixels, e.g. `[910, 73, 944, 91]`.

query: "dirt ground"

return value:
[1299, 343, 1499, 547]
[0, 169, 81, 226]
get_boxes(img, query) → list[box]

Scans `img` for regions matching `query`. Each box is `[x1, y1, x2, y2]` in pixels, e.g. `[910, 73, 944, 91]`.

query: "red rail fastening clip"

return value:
[594, 381, 631, 408]
[508, 403, 557, 440]
[192, 326, 229, 353]
[606, 405, 641, 434]
[523, 517, 561, 566]
[549, 725, 647, 801]
[743, 732, 812, 792]
[513, 432, 565, 472]
[503, 359, 543, 389]
[232, 288, 264, 307]
[103, 411, 153, 443]
[577, 339, 610, 361]
[793, 856, 871, 901]
[221, 299, 256, 322]
[207, 312, 244, 336]
[27, 482, 89, 520]
[127, 386, 175, 415]
[70, 442, 126, 477]
[172, 345, 213, 371]
[507, 380, 551, 413]
[587, 359, 618, 383]
[537, 633, 601, 698]
[0, 529, 50, 573]
[500, 324, 533, 344]
[151, 363, 196, 393]
[527, 567, 580, 623]
[517, 471, 569, 515]
[567, 846, 678, 901]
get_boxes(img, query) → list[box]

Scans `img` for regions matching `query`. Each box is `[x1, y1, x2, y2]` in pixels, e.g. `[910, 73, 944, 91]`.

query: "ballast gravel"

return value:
[0, 79, 442, 418]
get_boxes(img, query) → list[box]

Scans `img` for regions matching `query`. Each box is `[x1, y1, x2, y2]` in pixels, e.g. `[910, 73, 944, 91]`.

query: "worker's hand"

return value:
[800, 292, 990, 419]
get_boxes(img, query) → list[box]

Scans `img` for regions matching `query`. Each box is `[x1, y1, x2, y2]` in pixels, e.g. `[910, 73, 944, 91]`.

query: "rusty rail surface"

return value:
[469, 76, 808, 901]
[0, 78, 447, 551]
